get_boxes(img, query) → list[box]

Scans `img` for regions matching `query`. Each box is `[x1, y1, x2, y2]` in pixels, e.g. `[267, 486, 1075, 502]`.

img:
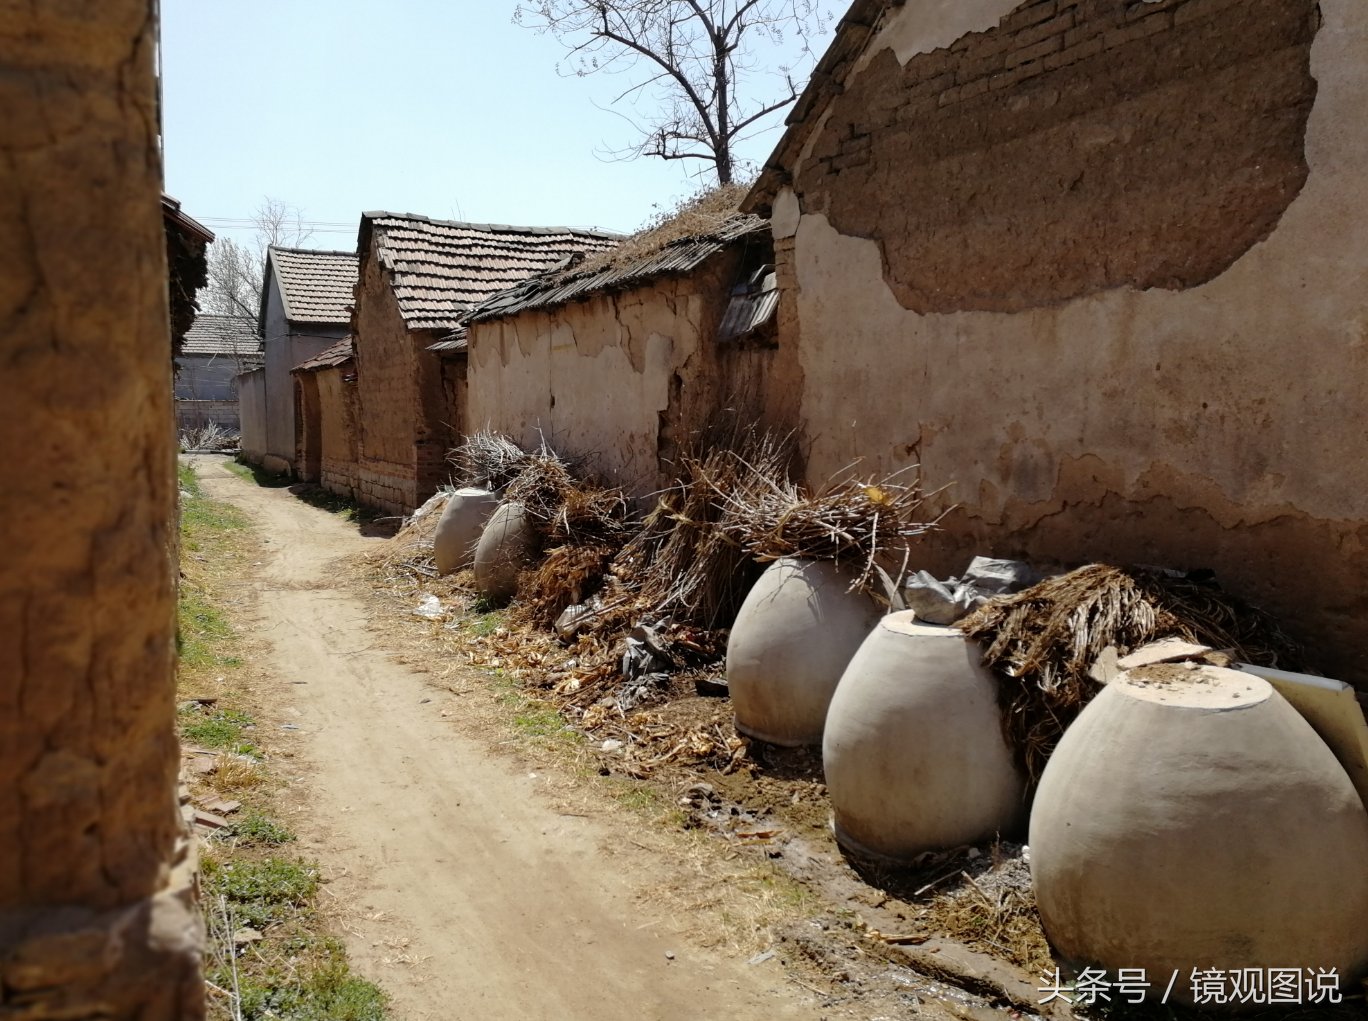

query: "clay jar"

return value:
[823, 613, 1025, 861]
[473, 502, 539, 605]
[726, 557, 884, 746]
[433, 488, 500, 575]
[1030, 664, 1368, 998]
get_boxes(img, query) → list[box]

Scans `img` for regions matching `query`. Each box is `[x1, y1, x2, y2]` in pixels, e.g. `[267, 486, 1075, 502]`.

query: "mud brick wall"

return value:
[318, 365, 361, 499]
[797, 0, 1320, 313]
[353, 257, 428, 514]
[762, 0, 1368, 684]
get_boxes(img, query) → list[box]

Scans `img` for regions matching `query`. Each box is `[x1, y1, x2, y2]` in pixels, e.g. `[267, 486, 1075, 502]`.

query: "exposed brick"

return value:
[1173, 0, 1246, 24]
[1104, 10, 1173, 48]
[1012, 10, 1076, 51]
[1001, 0, 1058, 32]
[1043, 33, 1105, 70]
[1006, 34, 1065, 69]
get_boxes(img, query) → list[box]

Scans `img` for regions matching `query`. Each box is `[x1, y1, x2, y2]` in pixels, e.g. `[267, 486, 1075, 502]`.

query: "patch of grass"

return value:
[467, 609, 506, 636]
[180, 705, 256, 754]
[290, 483, 381, 525]
[203, 853, 319, 931]
[179, 462, 202, 497]
[228, 809, 297, 847]
[210, 936, 387, 1021]
[226, 458, 293, 487]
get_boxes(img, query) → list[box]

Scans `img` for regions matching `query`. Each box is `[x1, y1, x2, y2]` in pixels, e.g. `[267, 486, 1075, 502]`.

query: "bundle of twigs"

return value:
[503, 451, 580, 525]
[447, 430, 531, 491]
[717, 465, 942, 592]
[958, 564, 1303, 787]
[613, 438, 789, 628]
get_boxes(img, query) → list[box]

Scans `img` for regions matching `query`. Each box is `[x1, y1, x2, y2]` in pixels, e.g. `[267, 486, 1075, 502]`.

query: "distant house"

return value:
[463, 212, 781, 495]
[240, 246, 358, 473]
[291, 337, 360, 498]
[349, 213, 619, 513]
[174, 314, 261, 434]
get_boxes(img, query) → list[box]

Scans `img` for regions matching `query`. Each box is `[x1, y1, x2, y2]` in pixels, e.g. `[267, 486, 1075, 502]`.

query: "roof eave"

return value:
[742, 0, 895, 215]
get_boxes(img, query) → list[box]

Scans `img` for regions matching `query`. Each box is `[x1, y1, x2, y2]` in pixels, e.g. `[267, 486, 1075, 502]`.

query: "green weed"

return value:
[228, 809, 296, 847]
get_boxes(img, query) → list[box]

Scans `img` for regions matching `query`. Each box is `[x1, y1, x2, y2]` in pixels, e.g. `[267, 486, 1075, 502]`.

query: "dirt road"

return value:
[191, 458, 818, 1021]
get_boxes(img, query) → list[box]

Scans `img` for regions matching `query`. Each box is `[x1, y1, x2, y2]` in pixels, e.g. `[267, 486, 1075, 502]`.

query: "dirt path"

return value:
[190, 458, 819, 1021]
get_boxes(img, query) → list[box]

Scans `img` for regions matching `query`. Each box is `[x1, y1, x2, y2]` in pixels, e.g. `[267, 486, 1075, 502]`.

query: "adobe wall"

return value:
[0, 1, 202, 1014]
[317, 365, 360, 499]
[466, 251, 796, 497]
[237, 367, 268, 464]
[175, 398, 240, 434]
[353, 256, 418, 512]
[294, 373, 322, 482]
[776, 0, 1368, 682]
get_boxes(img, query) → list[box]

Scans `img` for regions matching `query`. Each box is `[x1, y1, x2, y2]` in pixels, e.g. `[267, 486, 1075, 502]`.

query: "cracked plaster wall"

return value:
[779, 0, 1368, 682]
[467, 251, 789, 496]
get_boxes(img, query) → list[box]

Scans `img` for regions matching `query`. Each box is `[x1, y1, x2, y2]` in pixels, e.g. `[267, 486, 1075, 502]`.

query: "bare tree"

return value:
[514, 0, 833, 185]
[203, 197, 314, 328]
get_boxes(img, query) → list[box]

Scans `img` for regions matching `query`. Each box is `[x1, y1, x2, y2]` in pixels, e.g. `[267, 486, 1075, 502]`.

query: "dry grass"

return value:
[915, 844, 1052, 975]
[371, 492, 450, 577]
[575, 183, 756, 278]
[959, 563, 1305, 786]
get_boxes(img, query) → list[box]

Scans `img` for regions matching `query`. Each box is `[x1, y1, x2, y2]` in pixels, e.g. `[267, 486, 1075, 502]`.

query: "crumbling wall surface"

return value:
[779, 0, 1368, 683]
[317, 366, 360, 498]
[796, 0, 1321, 313]
[354, 258, 420, 512]
[0, 2, 203, 1017]
[467, 253, 794, 496]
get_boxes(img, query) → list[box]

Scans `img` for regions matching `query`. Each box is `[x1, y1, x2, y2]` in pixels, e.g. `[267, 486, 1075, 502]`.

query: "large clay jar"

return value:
[1030, 664, 1368, 999]
[727, 558, 884, 746]
[473, 502, 539, 605]
[433, 487, 499, 575]
[823, 613, 1025, 861]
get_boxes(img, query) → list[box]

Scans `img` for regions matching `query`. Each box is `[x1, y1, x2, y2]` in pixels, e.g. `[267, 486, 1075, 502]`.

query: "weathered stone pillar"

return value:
[0, 2, 203, 1017]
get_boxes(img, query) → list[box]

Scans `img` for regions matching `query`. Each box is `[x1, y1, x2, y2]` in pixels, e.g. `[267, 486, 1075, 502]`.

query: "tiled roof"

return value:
[181, 314, 261, 357]
[363, 213, 622, 332]
[464, 214, 766, 326]
[268, 247, 359, 326]
[293, 337, 355, 373]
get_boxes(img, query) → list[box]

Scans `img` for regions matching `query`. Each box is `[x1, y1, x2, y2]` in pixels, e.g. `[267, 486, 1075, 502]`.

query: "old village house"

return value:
[345, 213, 619, 513]
[463, 212, 782, 496]
[741, 0, 1368, 682]
[239, 246, 357, 471]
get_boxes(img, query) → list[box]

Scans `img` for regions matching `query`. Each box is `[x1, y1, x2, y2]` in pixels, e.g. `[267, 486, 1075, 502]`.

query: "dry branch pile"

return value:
[447, 430, 533, 491]
[958, 564, 1304, 786]
[717, 466, 942, 592]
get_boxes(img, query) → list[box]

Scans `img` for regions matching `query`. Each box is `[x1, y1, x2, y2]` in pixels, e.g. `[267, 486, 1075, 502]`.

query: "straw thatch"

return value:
[519, 544, 617, 626]
[958, 564, 1304, 787]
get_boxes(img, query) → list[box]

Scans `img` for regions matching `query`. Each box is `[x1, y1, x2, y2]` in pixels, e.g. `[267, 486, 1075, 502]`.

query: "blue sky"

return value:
[161, 2, 839, 247]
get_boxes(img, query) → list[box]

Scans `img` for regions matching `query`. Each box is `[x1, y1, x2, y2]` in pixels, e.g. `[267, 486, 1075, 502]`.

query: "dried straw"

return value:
[958, 564, 1304, 787]
[518, 544, 617, 626]
[447, 430, 531, 491]
[717, 464, 942, 592]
